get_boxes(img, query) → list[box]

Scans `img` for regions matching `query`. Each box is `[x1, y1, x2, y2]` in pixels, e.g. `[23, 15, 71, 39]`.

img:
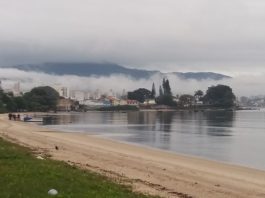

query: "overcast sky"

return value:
[1, 0, 265, 75]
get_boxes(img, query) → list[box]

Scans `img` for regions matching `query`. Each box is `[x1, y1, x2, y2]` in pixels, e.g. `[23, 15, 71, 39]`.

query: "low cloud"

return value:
[0, 68, 264, 97]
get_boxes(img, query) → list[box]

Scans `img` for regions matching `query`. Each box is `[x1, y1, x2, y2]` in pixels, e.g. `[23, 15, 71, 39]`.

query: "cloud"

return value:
[0, 68, 264, 97]
[1, 0, 265, 73]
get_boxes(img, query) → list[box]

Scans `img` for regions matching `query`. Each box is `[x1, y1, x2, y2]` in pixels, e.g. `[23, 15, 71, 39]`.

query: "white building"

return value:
[143, 99, 156, 105]
[70, 90, 85, 102]
[53, 85, 69, 98]
[13, 82, 21, 96]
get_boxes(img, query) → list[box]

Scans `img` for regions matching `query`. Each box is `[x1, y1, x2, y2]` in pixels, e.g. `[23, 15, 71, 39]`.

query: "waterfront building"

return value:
[127, 99, 139, 106]
[143, 99, 156, 105]
[110, 98, 127, 106]
[57, 98, 75, 111]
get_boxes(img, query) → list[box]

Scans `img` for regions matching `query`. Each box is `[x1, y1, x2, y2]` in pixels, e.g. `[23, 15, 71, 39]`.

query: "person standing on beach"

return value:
[8, 113, 12, 120]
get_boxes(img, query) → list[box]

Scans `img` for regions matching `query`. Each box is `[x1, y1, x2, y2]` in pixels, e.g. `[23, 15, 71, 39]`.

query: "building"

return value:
[57, 98, 75, 111]
[0, 80, 22, 96]
[127, 99, 139, 106]
[109, 98, 127, 106]
[59, 87, 68, 98]
[143, 99, 156, 105]
[13, 82, 21, 96]
[53, 85, 69, 98]
[70, 90, 85, 102]
[93, 89, 101, 99]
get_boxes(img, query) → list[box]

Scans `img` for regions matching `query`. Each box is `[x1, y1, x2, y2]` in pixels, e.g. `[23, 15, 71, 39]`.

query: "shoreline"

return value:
[41, 125, 265, 172]
[1, 114, 265, 197]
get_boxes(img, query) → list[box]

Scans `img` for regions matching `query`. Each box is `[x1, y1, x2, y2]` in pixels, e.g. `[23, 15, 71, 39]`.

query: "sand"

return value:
[0, 114, 265, 198]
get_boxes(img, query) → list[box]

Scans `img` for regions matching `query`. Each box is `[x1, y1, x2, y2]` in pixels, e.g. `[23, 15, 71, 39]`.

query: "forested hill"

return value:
[3, 62, 231, 80]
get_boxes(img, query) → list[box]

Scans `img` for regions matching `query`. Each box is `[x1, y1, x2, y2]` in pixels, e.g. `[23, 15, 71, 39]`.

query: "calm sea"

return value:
[41, 110, 265, 170]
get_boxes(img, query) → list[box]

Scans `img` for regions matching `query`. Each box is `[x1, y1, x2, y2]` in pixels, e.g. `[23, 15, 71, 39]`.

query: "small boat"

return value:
[23, 116, 43, 122]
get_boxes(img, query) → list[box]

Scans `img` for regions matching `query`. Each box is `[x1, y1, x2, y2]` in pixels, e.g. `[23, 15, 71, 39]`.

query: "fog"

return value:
[0, 68, 264, 97]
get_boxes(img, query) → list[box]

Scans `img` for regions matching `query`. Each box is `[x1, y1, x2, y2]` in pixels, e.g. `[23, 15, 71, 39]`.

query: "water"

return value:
[41, 110, 265, 170]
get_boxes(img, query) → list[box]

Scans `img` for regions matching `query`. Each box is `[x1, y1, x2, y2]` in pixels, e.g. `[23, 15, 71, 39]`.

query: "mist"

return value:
[0, 68, 264, 97]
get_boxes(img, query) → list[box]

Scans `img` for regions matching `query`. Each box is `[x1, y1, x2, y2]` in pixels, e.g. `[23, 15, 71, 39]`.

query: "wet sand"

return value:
[0, 114, 265, 198]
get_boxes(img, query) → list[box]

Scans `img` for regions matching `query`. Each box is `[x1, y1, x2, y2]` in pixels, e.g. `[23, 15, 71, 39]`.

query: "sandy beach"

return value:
[0, 114, 265, 198]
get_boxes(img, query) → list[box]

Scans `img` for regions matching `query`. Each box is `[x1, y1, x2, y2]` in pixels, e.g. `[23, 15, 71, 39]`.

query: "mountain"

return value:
[3, 62, 231, 80]
[171, 72, 230, 81]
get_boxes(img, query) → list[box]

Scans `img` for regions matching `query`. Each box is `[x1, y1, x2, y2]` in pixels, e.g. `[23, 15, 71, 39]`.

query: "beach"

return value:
[0, 114, 265, 198]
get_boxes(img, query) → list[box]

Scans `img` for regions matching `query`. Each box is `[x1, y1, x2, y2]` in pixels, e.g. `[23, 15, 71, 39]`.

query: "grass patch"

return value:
[0, 138, 153, 198]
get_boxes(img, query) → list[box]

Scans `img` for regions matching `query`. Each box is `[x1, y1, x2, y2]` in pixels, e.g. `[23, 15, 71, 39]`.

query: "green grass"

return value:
[0, 138, 153, 198]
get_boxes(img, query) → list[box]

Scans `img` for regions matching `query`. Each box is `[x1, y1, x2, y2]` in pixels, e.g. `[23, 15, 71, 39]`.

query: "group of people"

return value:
[8, 113, 21, 121]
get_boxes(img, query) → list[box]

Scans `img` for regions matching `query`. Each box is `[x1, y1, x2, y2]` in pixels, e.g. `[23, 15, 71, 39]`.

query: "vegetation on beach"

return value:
[0, 137, 153, 198]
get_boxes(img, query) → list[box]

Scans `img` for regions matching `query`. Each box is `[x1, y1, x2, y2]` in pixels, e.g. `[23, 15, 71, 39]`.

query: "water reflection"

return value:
[41, 110, 265, 170]
[43, 111, 235, 137]
[204, 111, 234, 137]
[157, 111, 175, 132]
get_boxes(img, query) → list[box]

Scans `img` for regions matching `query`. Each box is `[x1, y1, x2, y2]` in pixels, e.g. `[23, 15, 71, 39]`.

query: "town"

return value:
[0, 78, 240, 113]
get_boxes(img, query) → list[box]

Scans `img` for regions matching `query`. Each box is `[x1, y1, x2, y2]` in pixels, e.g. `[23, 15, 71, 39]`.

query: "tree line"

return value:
[0, 86, 59, 113]
[128, 78, 236, 108]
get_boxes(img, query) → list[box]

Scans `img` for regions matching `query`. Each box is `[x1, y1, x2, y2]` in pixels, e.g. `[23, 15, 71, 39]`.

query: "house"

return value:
[127, 100, 139, 106]
[143, 99, 156, 105]
[111, 98, 127, 106]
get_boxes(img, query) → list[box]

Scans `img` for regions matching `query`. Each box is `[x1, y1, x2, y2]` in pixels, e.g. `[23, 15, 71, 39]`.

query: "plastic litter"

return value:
[48, 189, 58, 196]
[36, 156, 44, 160]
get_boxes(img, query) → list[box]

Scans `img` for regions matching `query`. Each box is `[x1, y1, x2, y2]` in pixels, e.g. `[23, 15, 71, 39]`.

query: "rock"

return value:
[48, 189, 58, 196]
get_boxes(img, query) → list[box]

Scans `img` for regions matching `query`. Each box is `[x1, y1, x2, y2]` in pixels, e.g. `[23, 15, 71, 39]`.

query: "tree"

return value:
[0, 90, 6, 112]
[151, 83, 156, 99]
[0, 90, 16, 112]
[13, 96, 27, 111]
[127, 88, 152, 103]
[159, 85, 163, 97]
[162, 78, 172, 96]
[194, 90, 204, 101]
[24, 86, 59, 111]
[203, 85, 236, 108]
[157, 78, 175, 106]
[179, 94, 194, 108]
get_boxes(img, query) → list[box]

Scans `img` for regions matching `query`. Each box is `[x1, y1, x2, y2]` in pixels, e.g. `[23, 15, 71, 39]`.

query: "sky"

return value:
[1, 0, 265, 75]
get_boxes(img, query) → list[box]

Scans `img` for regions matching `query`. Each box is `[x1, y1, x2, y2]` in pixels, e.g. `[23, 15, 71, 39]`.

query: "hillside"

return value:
[3, 62, 231, 80]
